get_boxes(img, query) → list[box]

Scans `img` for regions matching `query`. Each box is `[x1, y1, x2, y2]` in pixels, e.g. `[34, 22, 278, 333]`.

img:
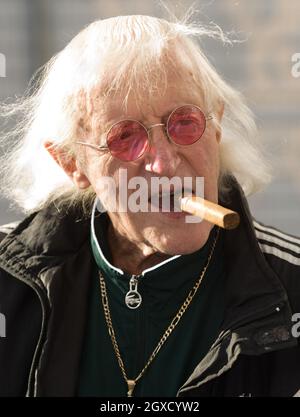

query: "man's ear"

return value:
[215, 100, 224, 144]
[44, 141, 91, 189]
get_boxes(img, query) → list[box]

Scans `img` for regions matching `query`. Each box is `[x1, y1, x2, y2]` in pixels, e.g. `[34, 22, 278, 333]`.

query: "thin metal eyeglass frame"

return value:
[75, 104, 213, 160]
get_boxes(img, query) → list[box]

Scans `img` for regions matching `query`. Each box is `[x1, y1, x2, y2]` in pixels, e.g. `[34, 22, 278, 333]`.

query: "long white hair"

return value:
[0, 14, 271, 215]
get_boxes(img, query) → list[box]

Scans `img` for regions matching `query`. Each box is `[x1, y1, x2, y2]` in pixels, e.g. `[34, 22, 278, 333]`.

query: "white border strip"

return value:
[141, 253, 181, 276]
[91, 197, 124, 275]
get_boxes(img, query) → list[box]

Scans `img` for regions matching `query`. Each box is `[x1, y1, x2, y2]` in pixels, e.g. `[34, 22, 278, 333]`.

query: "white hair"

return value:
[0, 14, 271, 215]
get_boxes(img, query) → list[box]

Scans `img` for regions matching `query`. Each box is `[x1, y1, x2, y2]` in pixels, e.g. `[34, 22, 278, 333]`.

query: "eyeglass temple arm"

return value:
[75, 141, 108, 150]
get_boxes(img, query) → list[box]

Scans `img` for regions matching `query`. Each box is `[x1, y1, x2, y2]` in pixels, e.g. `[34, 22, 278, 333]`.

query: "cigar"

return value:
[180, 196, 240, 230]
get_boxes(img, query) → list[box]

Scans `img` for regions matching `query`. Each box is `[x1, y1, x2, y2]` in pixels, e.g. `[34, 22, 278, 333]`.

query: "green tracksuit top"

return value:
[78, 214, 226, 397]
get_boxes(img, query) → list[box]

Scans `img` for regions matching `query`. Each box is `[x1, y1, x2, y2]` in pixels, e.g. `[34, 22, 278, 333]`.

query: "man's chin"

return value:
[151, 224, 213, 256]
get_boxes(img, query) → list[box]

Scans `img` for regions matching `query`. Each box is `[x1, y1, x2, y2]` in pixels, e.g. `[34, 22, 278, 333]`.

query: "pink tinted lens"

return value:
[168, 106, 206, 145]
[107, 120, 148, 161]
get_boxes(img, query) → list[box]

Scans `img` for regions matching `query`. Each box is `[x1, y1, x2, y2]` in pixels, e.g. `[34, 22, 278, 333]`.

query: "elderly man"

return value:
[0, 15, 300, 397]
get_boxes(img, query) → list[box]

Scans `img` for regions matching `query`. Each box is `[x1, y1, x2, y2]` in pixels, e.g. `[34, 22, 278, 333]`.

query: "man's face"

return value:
[82, 85, 222, 256]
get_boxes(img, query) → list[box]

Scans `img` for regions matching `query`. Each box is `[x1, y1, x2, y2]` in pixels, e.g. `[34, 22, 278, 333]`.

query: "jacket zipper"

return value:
[136, 290, 146, 393]
[129, 274, 146, 393]
[125, 274, 143, 309]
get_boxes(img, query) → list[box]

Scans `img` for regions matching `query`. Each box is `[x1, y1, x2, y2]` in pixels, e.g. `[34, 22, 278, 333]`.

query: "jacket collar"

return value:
[221, 180, 292, 330]
[0, 202, 90, 289]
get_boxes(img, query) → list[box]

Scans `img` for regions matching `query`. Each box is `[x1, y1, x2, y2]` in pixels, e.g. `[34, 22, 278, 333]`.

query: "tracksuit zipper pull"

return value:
[125, 275, 142, 309]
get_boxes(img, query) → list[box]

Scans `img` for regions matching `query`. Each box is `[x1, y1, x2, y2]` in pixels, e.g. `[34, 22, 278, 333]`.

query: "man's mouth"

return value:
[148, 187, 195, 212]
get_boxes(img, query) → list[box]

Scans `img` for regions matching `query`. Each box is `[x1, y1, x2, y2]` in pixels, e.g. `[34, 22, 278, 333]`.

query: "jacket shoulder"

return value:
[0, 221, 20, 243]
[253, 220, 300, 267]
[253, 220, 300, 313]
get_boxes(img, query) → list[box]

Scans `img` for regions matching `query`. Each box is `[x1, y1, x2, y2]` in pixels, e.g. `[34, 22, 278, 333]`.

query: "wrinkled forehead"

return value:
[75, 41, 211, 135]
[91, 69, 207, 129]
[101, 86, 205, 123]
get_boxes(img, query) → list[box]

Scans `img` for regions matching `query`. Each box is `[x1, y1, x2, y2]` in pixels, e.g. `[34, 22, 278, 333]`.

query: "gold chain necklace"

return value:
[99, 228, 219, 397]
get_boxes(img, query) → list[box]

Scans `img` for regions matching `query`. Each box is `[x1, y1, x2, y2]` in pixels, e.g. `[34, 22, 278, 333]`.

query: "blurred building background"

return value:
[0, 0, 299, 233]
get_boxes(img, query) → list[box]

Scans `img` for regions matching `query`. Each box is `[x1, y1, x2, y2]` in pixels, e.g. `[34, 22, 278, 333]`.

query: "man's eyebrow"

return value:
[98, 101, 202, 134]
[98, 117, 120, 135]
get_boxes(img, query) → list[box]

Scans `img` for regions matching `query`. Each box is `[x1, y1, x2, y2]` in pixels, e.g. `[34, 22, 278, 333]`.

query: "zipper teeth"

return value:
[137, 296, 146, 383]
[0, 262, 49, 397]
[129, 275, 142, 288]
[130, 275, 141, 283]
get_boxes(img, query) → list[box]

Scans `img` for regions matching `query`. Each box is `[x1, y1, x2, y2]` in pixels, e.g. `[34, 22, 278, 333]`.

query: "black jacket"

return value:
[0, 182, 300, 397]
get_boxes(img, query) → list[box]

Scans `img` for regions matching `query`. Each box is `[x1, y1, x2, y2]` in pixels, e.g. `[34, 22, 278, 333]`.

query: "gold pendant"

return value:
[127, 380, 136, 397]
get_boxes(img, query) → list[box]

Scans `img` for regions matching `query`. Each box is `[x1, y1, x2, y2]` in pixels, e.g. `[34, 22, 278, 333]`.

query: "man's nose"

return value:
[143, 125, 181, 176]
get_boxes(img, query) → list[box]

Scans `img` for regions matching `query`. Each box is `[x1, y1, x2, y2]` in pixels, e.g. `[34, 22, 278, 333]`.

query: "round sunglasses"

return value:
[76, 104, 213, 162]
